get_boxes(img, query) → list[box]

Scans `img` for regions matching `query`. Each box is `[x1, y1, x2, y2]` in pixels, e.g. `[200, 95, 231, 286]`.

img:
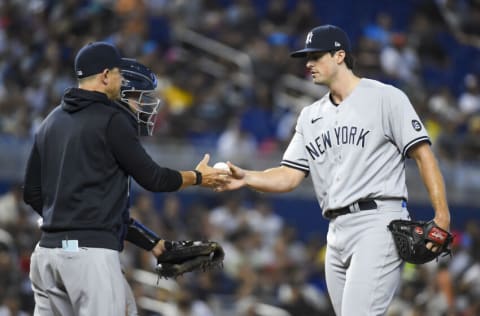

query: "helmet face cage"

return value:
[120, 88, 160, 136]
[120, 59, 161, 136]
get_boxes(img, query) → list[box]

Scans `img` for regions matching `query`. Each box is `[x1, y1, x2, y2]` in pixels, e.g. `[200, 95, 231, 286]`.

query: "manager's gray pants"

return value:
[30, 244, 138, 316]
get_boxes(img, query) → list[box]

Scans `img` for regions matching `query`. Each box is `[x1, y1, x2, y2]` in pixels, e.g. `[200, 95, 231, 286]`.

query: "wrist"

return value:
[434, 211, 451, 222]
[152, 240, 167, 257]
[192, 170, 202, 185]
[243, 173, 253, 188]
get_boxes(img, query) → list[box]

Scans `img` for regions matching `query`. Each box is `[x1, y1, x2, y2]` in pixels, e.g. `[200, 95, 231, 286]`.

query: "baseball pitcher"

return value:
[219, 25, 452, 315]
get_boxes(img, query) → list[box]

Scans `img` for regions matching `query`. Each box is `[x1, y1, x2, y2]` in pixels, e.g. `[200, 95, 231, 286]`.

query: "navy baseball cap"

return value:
[74, 42, 123, 78]
[290, 25, 351, 58]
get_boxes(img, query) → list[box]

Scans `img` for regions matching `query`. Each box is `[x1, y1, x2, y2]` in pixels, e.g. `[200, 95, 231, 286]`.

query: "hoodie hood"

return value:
[61, 88, 112, 113]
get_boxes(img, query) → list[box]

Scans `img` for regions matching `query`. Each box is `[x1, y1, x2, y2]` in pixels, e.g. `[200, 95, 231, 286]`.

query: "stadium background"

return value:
[0, 0, 479, 315]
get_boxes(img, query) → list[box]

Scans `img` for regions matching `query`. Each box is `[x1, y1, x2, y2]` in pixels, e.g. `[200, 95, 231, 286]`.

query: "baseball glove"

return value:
[388, 220, 453, 264]
[155, 240, 224, 279]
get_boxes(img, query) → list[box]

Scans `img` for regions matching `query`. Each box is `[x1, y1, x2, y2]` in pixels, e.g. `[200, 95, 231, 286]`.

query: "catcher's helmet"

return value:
[120, 58, 161, 136]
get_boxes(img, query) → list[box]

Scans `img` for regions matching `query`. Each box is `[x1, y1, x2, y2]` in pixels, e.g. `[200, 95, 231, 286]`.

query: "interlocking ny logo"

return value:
[306, 32, 313, 44]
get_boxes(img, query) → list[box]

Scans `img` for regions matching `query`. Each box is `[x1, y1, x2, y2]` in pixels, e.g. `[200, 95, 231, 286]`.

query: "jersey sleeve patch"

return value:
[281, 160, 310, 177]
[402, 136, 431, 157]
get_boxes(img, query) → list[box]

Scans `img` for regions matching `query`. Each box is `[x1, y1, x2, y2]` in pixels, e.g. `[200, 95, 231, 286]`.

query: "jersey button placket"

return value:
[335, 107, 341, 163]
[329, 106, 341, 207]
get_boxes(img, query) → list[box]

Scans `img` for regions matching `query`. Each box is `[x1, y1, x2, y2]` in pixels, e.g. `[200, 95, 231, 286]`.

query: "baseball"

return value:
[213, 162, 230, 171]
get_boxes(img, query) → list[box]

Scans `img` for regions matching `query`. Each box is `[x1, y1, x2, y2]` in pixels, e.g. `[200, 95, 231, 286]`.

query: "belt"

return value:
[325, 199, 377, 219]
[39, 230, 121, 250]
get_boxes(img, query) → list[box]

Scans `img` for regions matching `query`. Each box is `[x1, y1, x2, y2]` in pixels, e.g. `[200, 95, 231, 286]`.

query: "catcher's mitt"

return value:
[156, 240, 224, 279]
[388, 220, 453, 264]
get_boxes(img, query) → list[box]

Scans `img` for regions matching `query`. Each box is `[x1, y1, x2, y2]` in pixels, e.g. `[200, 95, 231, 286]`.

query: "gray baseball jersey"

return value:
[282, 78, 430, 214]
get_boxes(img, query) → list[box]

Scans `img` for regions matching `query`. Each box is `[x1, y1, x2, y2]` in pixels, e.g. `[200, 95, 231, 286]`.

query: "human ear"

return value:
[335, 50, 346, 64]
[101, 69, 110, 85]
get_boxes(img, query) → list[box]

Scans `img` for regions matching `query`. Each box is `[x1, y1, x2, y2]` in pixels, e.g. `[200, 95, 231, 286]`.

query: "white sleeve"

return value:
[383, 86, 431, 157]
[281, 110, 310, 173]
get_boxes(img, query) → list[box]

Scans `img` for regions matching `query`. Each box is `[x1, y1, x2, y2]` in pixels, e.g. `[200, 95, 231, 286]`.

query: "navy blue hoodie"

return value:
[23, 88, 182, 250]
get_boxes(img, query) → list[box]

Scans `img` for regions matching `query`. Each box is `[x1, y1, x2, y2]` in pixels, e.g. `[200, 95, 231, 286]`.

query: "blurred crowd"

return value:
[0, 0, 479, 162]
[1, 184, 480, 315]
[1, 0, 480, 315]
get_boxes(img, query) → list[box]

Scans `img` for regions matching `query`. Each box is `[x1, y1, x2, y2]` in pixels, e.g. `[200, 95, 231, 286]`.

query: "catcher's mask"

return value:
[120, 58, 161, 136]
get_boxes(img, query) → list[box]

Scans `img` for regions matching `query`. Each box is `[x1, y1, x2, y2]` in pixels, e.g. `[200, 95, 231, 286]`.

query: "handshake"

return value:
[193, 154, 245, 192]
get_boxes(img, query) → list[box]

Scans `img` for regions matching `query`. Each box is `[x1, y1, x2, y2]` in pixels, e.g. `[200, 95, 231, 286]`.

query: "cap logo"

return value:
[334, 41, 341, 47]
[76, 70, 83, 76]
[306, 32, 313, 44]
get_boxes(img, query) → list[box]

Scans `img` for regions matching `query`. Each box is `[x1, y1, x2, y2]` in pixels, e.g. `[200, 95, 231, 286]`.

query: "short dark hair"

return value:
[344, 51, 355, 70]
[328, 50, 355, 70]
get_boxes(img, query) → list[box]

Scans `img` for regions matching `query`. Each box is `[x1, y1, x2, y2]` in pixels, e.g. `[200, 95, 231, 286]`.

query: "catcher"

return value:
[127, 217, 224, 279]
